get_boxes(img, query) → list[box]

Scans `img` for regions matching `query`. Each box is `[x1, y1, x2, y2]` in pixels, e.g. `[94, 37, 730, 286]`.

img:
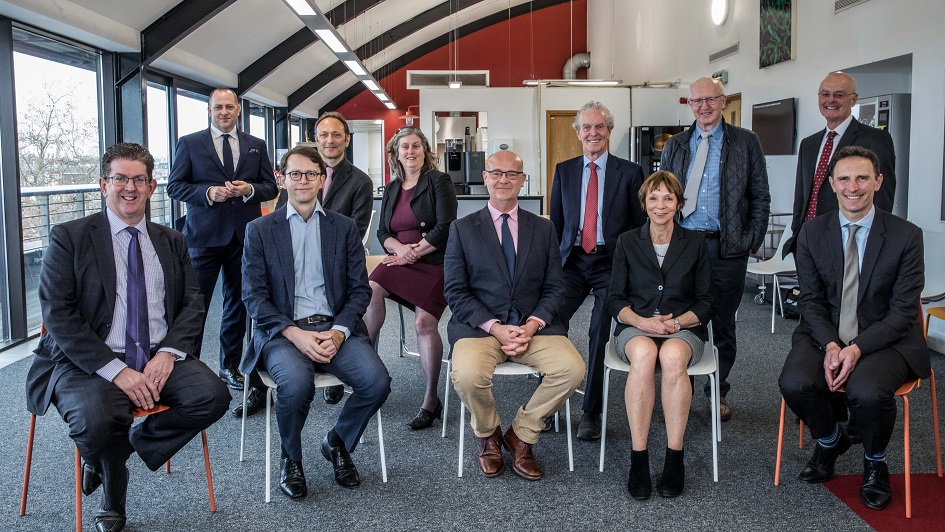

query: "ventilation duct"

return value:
[835, 0, 870, 13]
[563, 53, 591, 80]
[407, 71, 489, 88]
[709, 42, 739, 63]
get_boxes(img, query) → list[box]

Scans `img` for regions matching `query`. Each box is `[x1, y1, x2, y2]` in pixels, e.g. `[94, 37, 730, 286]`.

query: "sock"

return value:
[818, 424, 841, 448]
[865, 449, 887, 462]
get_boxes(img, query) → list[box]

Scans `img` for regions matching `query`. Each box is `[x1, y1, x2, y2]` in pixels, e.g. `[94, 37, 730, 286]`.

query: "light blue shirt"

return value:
[286, 201, 349, 338]
[839, 206, 875, 270]
[579, 152, 608, 246]
[680, 121, 724, 231]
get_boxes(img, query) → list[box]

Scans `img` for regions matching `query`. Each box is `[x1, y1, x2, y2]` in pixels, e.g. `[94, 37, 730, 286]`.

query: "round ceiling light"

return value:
[712, 0, 728, 26]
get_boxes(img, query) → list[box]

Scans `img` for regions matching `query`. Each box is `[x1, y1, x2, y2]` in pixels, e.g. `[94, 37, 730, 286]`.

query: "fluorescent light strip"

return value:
[448, 81, 462, 89]
[284, 0, 316, 16]
[375, 92, 389, 102]
[362, 79, 380, 91]
[315, 29, 347, 53]
[384, 102, 396, 110]
[344, 60, 367, 76]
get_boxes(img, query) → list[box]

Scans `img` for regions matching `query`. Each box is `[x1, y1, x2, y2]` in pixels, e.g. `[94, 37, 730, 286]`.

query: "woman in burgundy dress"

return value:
[365, 126, 457, 429]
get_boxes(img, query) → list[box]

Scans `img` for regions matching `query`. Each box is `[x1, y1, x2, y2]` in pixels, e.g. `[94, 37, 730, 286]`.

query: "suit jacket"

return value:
[606, 222, 713, 341]
[26, 212, 204, 415]
[785, 119, 896, 256]
[376, 169, 457, 265]
[166, 128, 278, 248]
[550, 153, 646, 265]
[794, 208, 928, 377]
[240, 207, 372, 374]
[319, 158, 375, 239]
[444, 207, 566, 345]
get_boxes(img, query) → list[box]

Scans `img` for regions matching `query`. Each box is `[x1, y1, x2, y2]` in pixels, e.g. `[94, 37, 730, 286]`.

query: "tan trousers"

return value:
[450, 335, 585, 444]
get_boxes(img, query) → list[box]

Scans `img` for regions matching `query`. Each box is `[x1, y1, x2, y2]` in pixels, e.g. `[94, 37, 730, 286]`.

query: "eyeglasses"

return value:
[485, 170, 525, 180]
[688, 96, 724, 107]
[818, 91, 855, 100]
[285, 171, 325, 181]
[107, 175, 151, 186]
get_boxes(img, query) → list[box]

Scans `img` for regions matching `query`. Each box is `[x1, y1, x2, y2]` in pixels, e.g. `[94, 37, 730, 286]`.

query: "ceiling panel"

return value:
[260, 42, 339, 95]
[67, 0, 180, 30]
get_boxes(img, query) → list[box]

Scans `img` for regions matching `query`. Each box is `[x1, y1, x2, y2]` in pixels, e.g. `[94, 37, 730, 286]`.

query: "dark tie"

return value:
[125, 227, 150, 372]
[582, 162, 599, 253]
[838, 223, 860, 345]
[500, 213, 520, 325]
[221, 133, 234, 178]
[805, 130, 837, 221]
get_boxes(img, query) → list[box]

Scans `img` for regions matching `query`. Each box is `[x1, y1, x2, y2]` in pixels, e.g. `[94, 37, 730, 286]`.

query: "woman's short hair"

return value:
[638, 170, 685, 211]
[385, 126, 438, 179]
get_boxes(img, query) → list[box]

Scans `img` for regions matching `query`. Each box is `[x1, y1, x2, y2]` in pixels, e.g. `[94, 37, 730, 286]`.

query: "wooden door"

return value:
[725, 93, 742, 127]
[546, 110, 583, 212]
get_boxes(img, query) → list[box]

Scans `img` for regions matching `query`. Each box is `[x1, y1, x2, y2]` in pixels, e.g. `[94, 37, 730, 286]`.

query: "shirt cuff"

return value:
[206, 186, 214, 206]
[527, 316, 546, 330]
[159, 347, 187, 361]
[331, 324, 350, 340]
[96, 359, 128, 382]
[479, 319, 499, 334]
[243, 184, 255, 202]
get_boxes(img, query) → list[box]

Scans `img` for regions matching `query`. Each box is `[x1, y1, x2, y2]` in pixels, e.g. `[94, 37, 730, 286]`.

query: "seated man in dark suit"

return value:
[241, 146, 391, 500]
[779, 146, 928, 510]
[26, 143, 231, 532]
[445, 149, 585, 480]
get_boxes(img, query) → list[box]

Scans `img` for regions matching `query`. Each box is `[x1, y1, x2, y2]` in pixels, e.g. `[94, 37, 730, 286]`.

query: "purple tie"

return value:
[125, 227, 150, 372]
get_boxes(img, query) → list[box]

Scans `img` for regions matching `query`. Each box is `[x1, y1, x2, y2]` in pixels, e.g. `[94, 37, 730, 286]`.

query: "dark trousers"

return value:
[51, 358, 230, 511]
[703, 238, 748, 397]
[190, 232, 246, 370]
[261, 321, 391, 461]
[779, 332, 911, 455]
[558, 249, 613, 415]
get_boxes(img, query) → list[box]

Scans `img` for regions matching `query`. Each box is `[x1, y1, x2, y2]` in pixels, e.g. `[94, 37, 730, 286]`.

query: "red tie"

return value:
[582, 162, 599, 253]
[805, 131, 838, 221]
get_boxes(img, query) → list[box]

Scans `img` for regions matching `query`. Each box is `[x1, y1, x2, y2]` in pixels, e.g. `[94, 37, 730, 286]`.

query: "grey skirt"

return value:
[614, 326, 705, 368]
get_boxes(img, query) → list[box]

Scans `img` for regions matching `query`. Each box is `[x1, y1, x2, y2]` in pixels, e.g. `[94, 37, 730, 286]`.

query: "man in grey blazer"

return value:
[26, 143, 231, 532]
[241, 146, 390, 500]
[446, 150, 585, 481]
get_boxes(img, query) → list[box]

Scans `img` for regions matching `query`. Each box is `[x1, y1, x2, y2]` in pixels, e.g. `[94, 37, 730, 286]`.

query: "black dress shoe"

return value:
[541, 415, 555, 433]
[860, 459, 892, 510]
[279, 458, 308, 499]
[321, 435, 361, 488]
[407, 398, 443, 430]
[232, 386, 265, 418]
[324, 385, 345, 405]
[82, 461, 102, 496]
[94, 507, 126, 532]
[218, 368, 244, 390]
[798, 425, 851, 483]
[576, 413, 602, 441]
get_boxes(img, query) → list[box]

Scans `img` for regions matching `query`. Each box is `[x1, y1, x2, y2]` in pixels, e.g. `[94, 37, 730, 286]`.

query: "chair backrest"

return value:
[771, 218, 793, 260]
[362, 209, 376, 252]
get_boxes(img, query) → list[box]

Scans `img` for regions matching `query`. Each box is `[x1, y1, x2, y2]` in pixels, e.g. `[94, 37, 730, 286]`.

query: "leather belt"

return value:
[695, 230, 721, 239]
[575, 245, 607, 255]
[296, 314, 332, 325]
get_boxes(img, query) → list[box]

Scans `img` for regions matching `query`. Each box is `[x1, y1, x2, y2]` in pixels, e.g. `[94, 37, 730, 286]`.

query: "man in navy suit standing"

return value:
[167, 88, 278, 391]
[241, 146, 390, 500]
[550, 101, 646, 440]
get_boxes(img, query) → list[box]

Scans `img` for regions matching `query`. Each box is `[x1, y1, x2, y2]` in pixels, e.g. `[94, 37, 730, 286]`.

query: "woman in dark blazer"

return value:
[365, 126, 458, 430]
[606, 170, 712, 500]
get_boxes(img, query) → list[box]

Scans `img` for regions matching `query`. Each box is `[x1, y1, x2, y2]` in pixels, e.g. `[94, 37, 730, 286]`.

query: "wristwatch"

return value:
[673, 318, 681, 331]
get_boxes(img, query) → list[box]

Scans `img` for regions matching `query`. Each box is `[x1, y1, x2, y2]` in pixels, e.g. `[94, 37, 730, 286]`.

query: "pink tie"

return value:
[322, 165, 334, 198]
[582, 162, 599, 253]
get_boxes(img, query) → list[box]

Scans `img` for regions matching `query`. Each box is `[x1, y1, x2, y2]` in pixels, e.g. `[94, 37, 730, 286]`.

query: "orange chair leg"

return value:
[75, 447, 82, 532]
[775, 398, 786, 486]
[201, 430, 216, 512]
[165, 460, 171, 474]
[20, 413, 36, 517]
[903, 395, 911, 518]
[799, 420, 805, 449]
[931, 372, 942, 477]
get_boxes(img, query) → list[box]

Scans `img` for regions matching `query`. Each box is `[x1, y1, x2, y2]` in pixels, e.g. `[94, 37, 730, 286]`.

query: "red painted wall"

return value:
[336, 0, 587, 182]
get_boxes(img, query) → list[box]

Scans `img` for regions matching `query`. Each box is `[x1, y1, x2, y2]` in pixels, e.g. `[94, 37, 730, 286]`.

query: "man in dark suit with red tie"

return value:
[779, 146, 927, 511]
[167, 88, 278, 391]
[26, 143, 231, 532]
[550, 101, 646, 440]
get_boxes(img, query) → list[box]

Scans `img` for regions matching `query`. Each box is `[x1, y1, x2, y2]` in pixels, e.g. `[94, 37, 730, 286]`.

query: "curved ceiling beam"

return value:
[141, 0, 236, 65]
[238, 0, 386, 99]
[319, 0, 570, 113]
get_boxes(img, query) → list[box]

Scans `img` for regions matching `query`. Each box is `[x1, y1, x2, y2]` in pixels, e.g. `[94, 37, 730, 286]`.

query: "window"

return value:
[249, 101, 268, 144]
[147, 82, 172, 225]
[176, 88, 208, 137]
[290, 115, 301, 146]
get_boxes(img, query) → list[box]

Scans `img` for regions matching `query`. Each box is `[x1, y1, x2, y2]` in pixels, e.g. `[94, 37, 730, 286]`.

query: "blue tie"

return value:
[221, 133, 234, 179]
[125, 227, 150, 372]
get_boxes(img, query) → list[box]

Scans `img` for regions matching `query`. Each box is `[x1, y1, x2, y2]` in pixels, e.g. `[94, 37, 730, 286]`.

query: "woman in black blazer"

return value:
[606, 170, 712, 500]
[365, 126, 458, 430]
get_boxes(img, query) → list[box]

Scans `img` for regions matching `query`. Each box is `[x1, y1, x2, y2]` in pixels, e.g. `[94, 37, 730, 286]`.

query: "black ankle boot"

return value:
[657, 447, 685, 498]
[627, 449, 652, 500]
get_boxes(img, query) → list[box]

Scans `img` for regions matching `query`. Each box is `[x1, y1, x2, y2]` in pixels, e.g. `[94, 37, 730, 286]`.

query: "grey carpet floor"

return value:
[3, 284, 942, 531]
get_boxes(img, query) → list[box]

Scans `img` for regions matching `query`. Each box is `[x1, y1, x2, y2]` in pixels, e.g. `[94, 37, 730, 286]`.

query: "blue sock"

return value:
[865, 449, 887, 462]
[818, 424, 841, 448]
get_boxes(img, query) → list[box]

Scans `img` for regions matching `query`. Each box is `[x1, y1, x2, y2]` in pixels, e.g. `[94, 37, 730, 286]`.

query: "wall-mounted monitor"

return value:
[751, 97, 796, 155]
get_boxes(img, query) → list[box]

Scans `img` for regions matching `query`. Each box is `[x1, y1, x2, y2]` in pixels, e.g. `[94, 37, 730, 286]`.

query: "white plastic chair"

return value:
[362, 210, 375, 254]
[746, 221, 796, 333]
[239, 370, 387, 502]
[599, 322, 720, 482]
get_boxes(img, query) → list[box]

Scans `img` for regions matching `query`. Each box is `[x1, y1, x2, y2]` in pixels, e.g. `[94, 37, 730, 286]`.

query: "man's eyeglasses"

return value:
[485, 170, 525, 180]
[818, 91, 855, 100]
[106, 175, 151, 186]
[688, 96, 724, 107]
[285, 171, 325, 181]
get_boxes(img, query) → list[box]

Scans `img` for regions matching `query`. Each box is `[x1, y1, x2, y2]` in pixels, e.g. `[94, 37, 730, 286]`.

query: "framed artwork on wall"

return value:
[759, 0, 796, 68]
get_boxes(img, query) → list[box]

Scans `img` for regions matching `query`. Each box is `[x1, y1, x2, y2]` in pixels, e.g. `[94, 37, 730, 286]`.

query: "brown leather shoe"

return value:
[478, 427, 505, 477]
[503, 427, 541, 480]
[719, 397, 732, 422]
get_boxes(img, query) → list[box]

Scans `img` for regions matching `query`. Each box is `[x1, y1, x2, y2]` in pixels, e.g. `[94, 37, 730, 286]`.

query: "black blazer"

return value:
[785, 119, 896, 256]
[794, 209, 928, 377]
[376, 169, 457, 264]
[550, 153, 646, 265]
[444, 207, 566, 345]
[606, 222, 713, 341]
[319, 158, 375, 239]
